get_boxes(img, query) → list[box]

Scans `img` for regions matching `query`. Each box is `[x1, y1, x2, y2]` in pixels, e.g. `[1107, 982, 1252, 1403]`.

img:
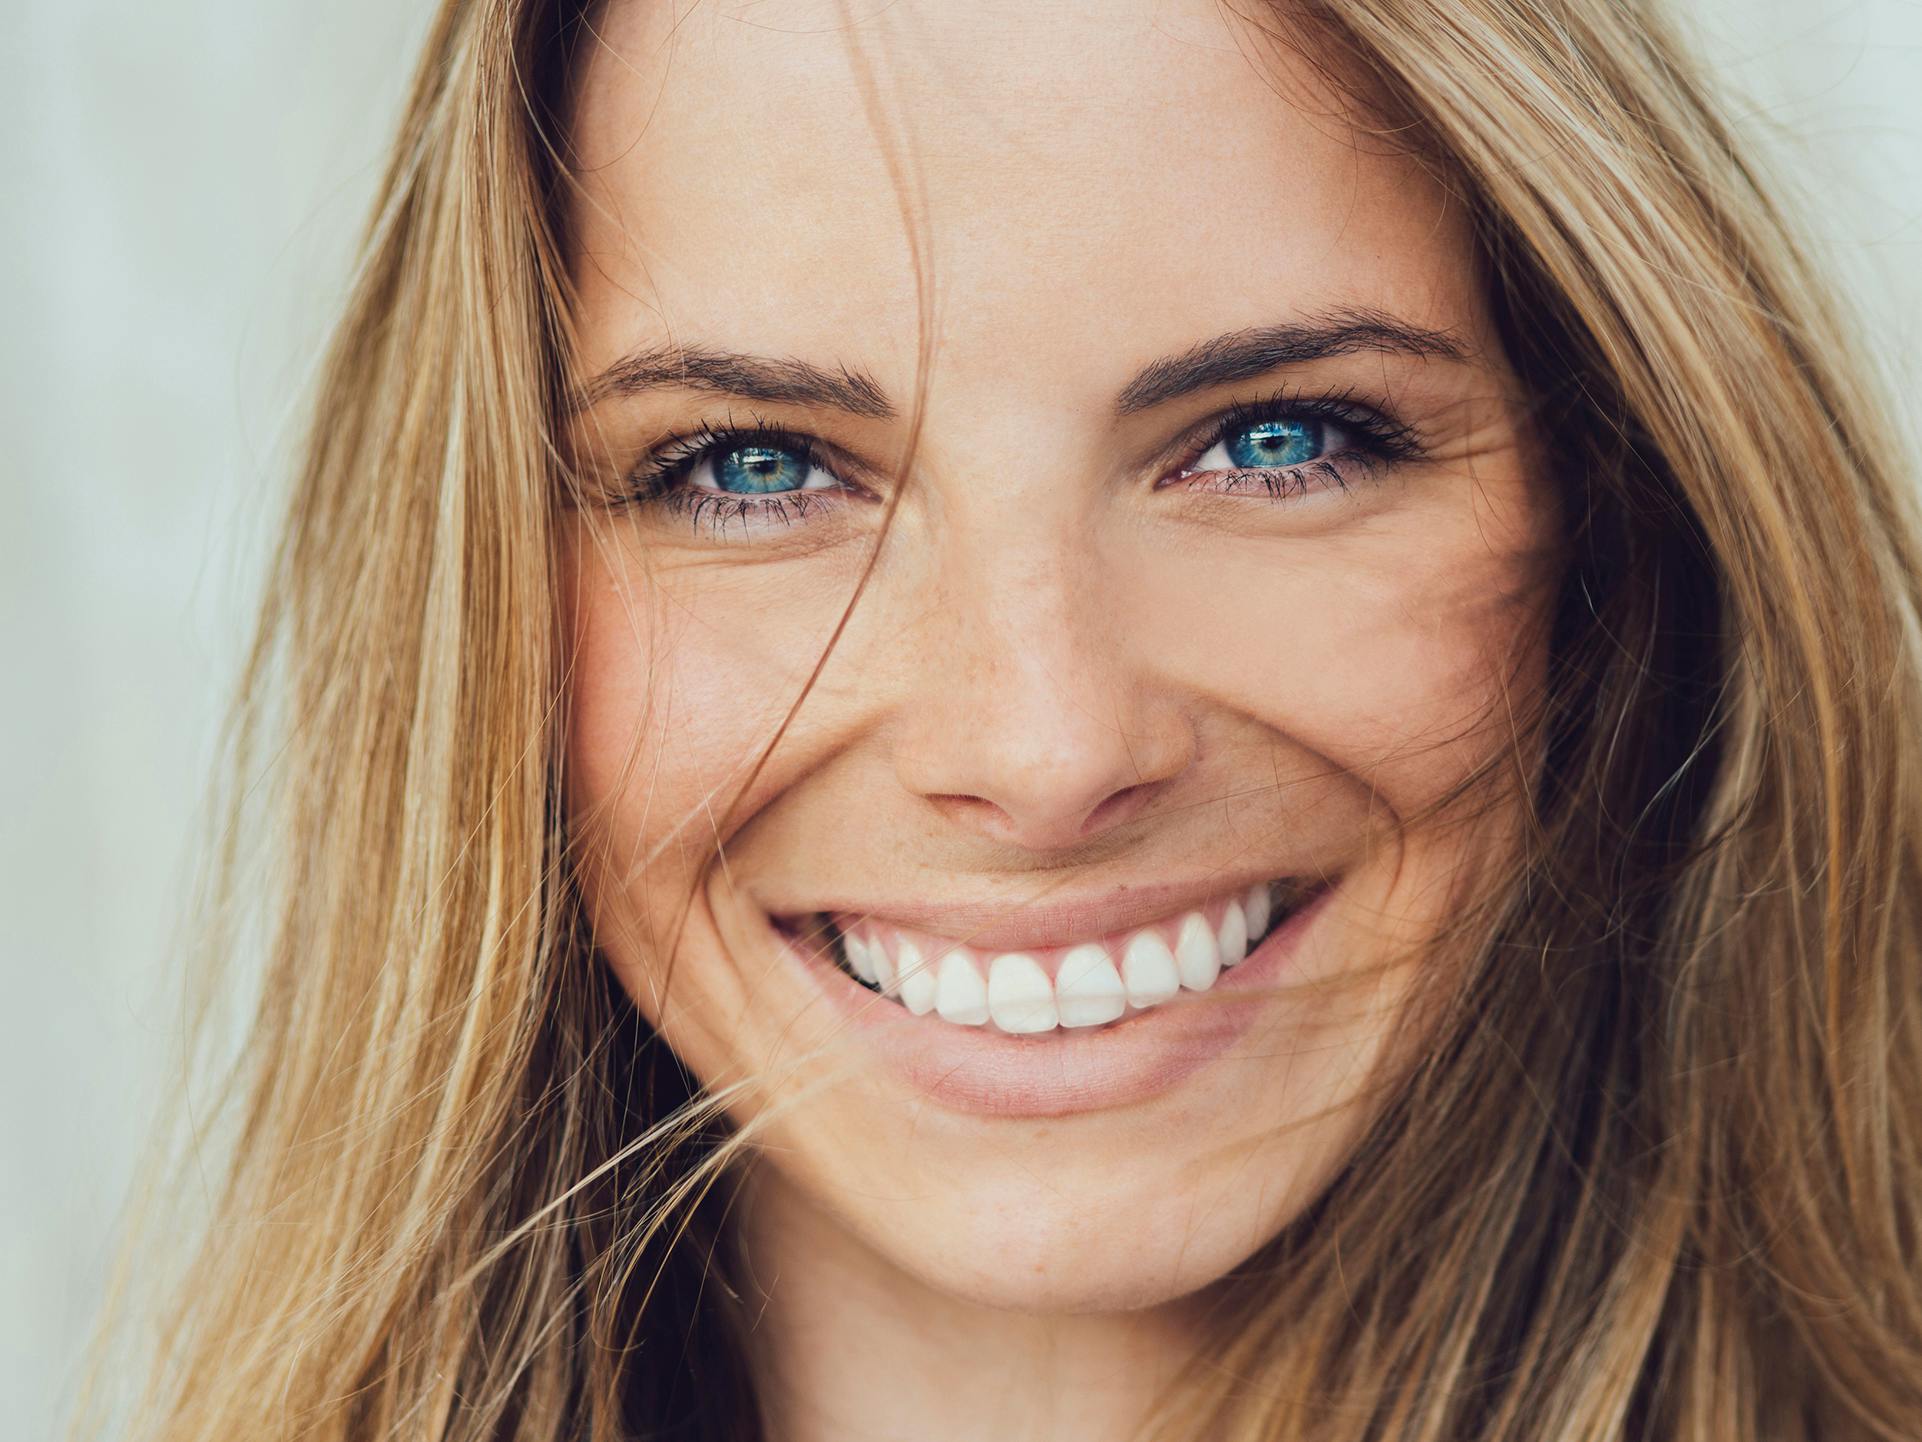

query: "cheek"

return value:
[561, 552, 782, 1013]
[561, 536, 839, 1054]
[1136, 503, 1555, 820]
[563, 538, 847, 873]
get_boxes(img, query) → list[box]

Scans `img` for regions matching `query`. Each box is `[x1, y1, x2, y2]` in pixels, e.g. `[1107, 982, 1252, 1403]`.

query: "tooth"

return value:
[1244, 882, 1272, 939]
[896, 939, 937, 1015]
[934, 948, 989, 1025]
[987, 953, 1057, 1034]
[1055, 944, 1126, 1028]
[1121, 932, 1179, 1007]
[1174, 912, 1221, 991]
[1218, 900, 1248, 967]
[868, 935, 898, 995]
[843, 933, 878, 985]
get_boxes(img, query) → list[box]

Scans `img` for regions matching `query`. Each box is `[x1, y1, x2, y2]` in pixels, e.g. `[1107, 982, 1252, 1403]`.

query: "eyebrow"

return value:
[572, 308, 1468, 420]
[572, 344, 896, 418]
[1112, 310, 1469, 414]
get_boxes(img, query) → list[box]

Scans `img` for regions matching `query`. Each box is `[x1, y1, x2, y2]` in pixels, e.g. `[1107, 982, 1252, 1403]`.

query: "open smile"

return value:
[764, 874, 1338, 1116]
[800, 877, 1316, 1035]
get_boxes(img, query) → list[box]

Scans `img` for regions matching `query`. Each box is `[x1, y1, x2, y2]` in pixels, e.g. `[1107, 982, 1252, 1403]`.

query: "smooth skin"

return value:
[562, 2, 1560, 1438]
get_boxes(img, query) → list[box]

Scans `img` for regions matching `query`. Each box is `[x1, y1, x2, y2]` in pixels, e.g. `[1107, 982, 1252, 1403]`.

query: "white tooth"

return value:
[1174, 912, 1221, 991]
[934, 948, 989, 1026]
[1244, 882, 1273, 939]
[987, 953, 1057, 1034]
[844, 934, 878, 985]
[896, 939, 937, 1015]
[868, 935, 898, 995]
[1218, 900, 1248, 967]
[1055, 944, 1126, 1028]
[1121, 931, 1180, 1008]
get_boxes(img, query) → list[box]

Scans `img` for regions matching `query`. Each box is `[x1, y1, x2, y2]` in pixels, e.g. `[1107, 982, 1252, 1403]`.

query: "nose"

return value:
[890, 528, 1195, 853]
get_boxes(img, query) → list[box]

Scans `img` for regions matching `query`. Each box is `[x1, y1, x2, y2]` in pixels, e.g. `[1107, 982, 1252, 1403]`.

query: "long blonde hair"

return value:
[86, 2, 1922, 1438]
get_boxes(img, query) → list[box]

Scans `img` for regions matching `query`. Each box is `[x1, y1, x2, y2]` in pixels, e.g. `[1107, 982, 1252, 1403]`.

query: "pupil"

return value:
[716, 444, 808, 494]
[1225, 418, 1321, 469]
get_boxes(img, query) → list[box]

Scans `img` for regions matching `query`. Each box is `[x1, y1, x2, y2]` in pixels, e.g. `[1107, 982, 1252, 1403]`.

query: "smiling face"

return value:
[561, 0, 1560, 1313]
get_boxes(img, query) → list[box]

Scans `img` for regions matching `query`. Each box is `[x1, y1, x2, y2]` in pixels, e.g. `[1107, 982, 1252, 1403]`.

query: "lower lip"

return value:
[771, 883, 1338, 1118]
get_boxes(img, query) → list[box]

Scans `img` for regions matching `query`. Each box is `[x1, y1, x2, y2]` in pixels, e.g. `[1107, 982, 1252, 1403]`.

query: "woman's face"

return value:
[564, 0, 1558, 1312]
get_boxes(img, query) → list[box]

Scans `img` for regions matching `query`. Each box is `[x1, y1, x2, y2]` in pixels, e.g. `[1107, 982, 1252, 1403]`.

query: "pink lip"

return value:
[768, 880, 1337, 1119]
[776, 874, 1319, 953]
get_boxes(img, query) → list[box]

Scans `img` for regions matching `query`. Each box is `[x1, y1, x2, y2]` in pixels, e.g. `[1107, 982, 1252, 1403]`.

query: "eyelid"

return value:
[615, 414, 873, 541]
[1166, 386, 1423, 479]
[629, 416, 866, 499]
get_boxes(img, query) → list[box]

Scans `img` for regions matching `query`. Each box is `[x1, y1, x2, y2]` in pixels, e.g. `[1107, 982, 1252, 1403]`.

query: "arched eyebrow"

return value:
[570, 309, 1467, 419]
[1112, 311, 1468, 414]
[570, 345, 896, 418]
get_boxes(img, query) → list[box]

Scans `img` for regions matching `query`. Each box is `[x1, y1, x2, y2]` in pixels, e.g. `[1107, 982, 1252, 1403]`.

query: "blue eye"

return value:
[624, 424, 850, 536]
[709, 441, 825, 494]
[1191, 416, 1335, 474]
[1165, 400, 1410, 504]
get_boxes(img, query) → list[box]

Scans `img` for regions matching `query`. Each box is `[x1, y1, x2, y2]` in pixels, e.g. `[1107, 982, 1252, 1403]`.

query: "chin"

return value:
[855, 1181, 1303, 1316]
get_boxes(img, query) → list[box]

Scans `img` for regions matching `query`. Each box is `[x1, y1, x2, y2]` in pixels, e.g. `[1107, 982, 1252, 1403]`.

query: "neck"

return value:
[729, 1167, 1205, 1442]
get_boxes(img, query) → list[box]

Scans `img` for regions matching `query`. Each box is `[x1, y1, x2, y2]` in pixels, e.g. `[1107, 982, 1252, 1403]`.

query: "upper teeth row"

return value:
[841, 882, 1278, 1035]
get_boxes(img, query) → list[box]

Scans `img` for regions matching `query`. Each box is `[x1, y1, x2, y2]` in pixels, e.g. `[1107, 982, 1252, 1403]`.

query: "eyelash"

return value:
[621, 391, 1422, 537]
[623, 415, 838, 535]
[1166, 389, 1422, 501]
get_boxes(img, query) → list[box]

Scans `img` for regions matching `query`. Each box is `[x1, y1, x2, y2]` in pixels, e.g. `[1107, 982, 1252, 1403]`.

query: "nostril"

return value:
[926, 793, 1006, 828]
[1077, 781, 1156, 838]
[925, 782, 1159, 848]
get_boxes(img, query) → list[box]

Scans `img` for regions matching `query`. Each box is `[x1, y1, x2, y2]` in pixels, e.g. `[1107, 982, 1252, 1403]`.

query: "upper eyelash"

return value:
[624, 413, 839, 500]
[1182, 386, 1424, 473]
[616, 413, 848, 534]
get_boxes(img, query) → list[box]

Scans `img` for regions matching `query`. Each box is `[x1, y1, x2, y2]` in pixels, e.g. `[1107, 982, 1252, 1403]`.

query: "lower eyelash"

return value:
[1203, 455, 1370, 501]
[657, 487, 834, 536]
[647, 455, 1364, 534]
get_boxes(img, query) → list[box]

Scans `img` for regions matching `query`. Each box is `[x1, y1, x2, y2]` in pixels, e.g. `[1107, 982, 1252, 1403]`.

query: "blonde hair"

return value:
[84, 2, 1922, 1439]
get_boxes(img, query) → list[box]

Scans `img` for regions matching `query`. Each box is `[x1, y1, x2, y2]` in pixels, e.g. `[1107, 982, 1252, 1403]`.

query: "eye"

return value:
[1163, 392, 1420, 505]
[1186, 415, 1345, 474]
[685, 438, 839, 496]
[618, 422, 861, 540]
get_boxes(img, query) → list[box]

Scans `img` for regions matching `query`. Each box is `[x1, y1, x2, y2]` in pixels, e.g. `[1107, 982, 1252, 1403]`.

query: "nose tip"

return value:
[924, 775, 1165, 852]
[898, 683, 1196, 853]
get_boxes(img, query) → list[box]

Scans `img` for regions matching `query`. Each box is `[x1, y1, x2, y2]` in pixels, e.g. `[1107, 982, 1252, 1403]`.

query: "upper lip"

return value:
[770, 873, 1330, 952]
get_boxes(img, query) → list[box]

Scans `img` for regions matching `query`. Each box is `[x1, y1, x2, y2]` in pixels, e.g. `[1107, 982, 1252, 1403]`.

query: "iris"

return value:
[1223, 417, 1322, 469]
[714, 443, 813, 494]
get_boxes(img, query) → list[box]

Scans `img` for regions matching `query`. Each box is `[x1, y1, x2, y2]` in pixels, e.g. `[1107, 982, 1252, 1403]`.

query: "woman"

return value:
[96, 1, 1922, 1439]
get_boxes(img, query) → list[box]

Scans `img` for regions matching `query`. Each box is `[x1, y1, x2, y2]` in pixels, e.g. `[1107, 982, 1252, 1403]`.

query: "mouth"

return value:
[774, 876, 1324, 1038]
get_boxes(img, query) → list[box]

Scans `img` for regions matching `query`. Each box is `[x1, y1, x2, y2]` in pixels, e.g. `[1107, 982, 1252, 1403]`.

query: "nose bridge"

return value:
[892, 510, 1193, 849]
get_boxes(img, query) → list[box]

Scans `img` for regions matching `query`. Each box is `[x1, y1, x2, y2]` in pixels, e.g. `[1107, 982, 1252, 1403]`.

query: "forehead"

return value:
[567, 0, 1483, 397]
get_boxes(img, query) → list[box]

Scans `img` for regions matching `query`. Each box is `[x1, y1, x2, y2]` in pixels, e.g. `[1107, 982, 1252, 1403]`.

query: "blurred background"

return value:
[3, 1, 1919, 1435]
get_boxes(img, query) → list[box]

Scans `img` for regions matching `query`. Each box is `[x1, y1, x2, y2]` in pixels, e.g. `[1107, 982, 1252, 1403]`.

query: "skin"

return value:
[561, 2, 1561, 1437]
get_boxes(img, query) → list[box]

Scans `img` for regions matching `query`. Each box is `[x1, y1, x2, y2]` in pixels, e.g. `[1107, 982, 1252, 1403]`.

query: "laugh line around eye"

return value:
[617, 393, 1426, 540]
